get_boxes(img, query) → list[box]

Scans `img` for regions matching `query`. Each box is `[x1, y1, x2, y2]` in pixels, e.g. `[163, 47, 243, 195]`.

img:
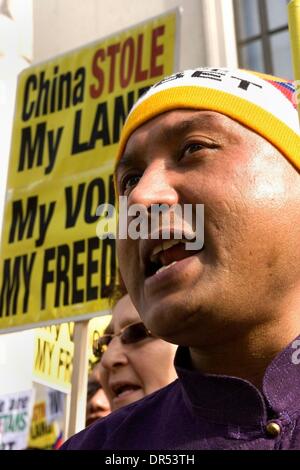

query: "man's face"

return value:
[116, 110, 300, 347]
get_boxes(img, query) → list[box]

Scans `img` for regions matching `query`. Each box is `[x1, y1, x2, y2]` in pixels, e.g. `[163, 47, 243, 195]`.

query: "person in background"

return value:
[96, 288, 177, 412]
[85, 360, 111, 426]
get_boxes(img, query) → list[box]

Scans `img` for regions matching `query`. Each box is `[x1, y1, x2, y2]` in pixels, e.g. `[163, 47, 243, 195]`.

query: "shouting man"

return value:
[62, 67, 300, 450]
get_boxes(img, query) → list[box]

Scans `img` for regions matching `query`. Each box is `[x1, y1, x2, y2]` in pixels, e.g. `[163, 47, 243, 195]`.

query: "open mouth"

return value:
[111, 383, 141, 399]
[145, 239, 204, 278]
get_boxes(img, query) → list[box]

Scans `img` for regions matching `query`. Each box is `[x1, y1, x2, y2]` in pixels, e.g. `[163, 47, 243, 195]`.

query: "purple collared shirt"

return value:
[61, 336, 300, 449]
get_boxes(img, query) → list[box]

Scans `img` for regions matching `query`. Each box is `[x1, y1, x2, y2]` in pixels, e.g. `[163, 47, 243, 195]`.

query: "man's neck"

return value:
[189, 314, 300, 390]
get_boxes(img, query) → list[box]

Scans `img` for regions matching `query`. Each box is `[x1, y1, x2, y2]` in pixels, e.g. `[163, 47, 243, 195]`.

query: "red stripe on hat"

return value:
[267, 80, 297, 109]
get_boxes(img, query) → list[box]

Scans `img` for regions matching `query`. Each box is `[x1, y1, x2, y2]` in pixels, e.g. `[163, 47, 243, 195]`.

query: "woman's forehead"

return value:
[111, 295, 140, 330]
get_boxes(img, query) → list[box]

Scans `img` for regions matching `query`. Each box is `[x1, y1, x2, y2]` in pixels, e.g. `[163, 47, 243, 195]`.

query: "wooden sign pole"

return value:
[67, 320, 89, 438]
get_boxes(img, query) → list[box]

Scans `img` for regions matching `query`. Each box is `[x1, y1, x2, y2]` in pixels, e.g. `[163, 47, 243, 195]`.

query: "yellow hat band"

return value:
[116, 85, 300, 172]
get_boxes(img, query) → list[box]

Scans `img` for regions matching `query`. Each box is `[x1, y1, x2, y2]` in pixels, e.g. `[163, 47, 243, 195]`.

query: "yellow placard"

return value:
[28, 401, 58, 449]
[33, 315, 111, 390]
[33, 323, 74, 391]
[0, 12, 177, 331]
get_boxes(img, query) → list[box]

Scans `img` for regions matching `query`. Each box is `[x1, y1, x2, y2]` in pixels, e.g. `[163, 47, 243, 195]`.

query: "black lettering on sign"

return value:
[9, 196, 37, 243]
[46, 126, 64, 175]
[22, 67, 85, 121]
[71, 87, 151, 156]
[19, 123, 45, 171]
[72, 239, 85, 304]
[84, 178, 105, 224]
[36, 201, 56, 247]
[52, 67, 85, 114]
[9, 196, 56, 246]
[73, 68, 86, 105]
[41, 247, 55, 310]
[36, 71, 51, 117]
[112, 91, 134, 143]
[71, 110, 91, 154]
[65, 183, 86, 228]
[22, 74, 36, 121]
[101, 237, 116, 298]
[86, 237, 100, 301]
[108, 174, 115, 206]
[71, 102, 110, 154]
[40, 237, 116, 309]
[64, 177, 106, 228]
[55, 244, 70, 308]
[18, 122, 63, 175]
[0, 253, 36, 317]
[89, 102, 110, 147]
[22, 253, 36, 314]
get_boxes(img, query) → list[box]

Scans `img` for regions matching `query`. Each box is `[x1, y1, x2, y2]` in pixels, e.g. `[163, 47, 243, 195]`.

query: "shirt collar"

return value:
[175, 334, 300, 428]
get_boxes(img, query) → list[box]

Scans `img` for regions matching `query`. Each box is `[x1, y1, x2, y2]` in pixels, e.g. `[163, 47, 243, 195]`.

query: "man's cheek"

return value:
[118, 242, 136, 283]
[117, 239, 128, 263]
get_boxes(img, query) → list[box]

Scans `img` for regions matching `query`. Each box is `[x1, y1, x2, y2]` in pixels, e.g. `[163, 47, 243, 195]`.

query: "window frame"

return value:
[233, 0, 289, 74]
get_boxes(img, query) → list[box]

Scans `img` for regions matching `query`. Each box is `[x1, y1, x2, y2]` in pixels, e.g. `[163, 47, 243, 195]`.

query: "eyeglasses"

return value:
[93, 322, 153, 359]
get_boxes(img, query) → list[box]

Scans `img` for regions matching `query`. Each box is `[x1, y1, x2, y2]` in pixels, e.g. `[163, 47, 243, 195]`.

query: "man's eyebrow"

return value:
[115, 151, 137, 178]
[115, 112, 225, 176]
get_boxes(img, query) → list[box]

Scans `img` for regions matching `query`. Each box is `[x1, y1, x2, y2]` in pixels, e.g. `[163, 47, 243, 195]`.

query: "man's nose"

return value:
[128, 161, 178, 210]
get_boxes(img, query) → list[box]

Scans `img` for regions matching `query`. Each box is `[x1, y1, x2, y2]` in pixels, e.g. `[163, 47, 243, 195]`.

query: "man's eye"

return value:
[121, 175, 141, 194]
[181, 141, 219, 160]
[183, 143, 205, 156]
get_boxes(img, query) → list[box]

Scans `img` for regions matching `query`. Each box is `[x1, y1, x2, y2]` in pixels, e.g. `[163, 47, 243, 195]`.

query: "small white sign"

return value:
[0, 389, 34, 450]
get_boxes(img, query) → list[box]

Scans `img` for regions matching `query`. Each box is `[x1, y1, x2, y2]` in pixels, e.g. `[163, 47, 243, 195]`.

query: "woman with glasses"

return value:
[95, 292, 177, 412]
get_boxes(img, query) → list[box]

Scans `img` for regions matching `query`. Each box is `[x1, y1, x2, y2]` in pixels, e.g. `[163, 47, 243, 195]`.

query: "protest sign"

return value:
[0, 11, 177, 332]
[28, 399, 60, 449]
[0, 389, 34, 450]
[32, 315, 110, 391]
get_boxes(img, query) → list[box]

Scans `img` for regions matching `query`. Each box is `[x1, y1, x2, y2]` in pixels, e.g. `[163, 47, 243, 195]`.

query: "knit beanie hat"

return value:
[115, 67, 300, 172]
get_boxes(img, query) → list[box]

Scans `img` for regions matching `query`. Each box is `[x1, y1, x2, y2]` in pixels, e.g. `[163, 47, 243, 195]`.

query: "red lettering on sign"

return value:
[120, 37, 134, 88]
[135, 34, 148, 82]
[150, 26, 165, 77]
[90, 49, 105, 98]
[90, 23, 166, 97]
[107, 43, 120, 93]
